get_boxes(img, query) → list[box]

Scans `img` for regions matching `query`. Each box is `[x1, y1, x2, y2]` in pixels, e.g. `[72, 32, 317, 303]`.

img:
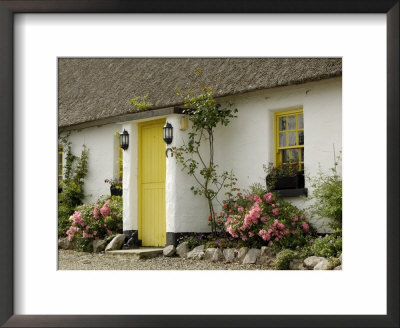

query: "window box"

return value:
[273, 188, 308, 198]
[266, 171, 305, 190]
[110, 186, 123, 196]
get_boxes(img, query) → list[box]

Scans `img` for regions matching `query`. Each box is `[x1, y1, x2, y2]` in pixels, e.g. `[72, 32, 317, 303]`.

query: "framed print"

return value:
[0, 1, 398, 327]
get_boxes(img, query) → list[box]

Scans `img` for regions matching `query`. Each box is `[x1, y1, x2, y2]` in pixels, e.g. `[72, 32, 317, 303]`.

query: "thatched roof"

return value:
[58, 58, 342, 128]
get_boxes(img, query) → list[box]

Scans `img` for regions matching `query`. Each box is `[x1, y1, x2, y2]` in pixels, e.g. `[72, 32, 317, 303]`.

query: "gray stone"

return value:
[304, 256, 327, 269]
[223, 248, 235, 262]
[105, 234, 126, 251]
[187, 245, 205, 260]
[243, 248, 261, 264]
[176, 242, 189, 258]
[163, 245, 176, 257]
[93, 239, 107, 253]
[204, 248, 224, 262]
[260, 246, 275, 259]
[78, 259, 91, 264]
[334, 265, 342, 270]
[313, 258, 330, 270]
[257, 255, 272, 266]
[237, 247, 249, 264]
[58, 237, 74, 250]
[289, 259, 306, 270]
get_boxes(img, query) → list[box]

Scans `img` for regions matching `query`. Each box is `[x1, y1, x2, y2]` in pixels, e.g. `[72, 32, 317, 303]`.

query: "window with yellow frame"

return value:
[58, 145, 63, 186]
[274, 109, 304, 171]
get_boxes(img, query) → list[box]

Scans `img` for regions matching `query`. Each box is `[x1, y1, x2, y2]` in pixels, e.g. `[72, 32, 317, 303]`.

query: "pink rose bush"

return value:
[224, 189, 312, 249]
[65, 196, 123, 248]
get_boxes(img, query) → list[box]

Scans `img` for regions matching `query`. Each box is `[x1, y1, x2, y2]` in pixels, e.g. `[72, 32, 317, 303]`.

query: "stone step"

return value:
[105, 247, 163, 260]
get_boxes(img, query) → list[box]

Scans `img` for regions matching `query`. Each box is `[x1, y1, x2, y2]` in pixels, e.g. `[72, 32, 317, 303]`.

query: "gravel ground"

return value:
[58, 250, 274, 270]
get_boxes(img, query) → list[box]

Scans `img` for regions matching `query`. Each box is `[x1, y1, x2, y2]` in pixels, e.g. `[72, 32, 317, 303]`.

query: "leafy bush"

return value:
[62, 195, 123, 251]
[308, 234, 342, 258]
[308, 158, 342, 229]
[273, 249, 296, 270]
[223, 185, 314, 250]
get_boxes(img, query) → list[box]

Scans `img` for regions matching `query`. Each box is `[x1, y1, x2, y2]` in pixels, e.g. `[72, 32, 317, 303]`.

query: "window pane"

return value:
[301, 148, 304, 162]
[288, 132, 297, 146]
[298, 114, 304, 129]
[298, 131, 304, 145]
[288, 115, 296, 130]
[290, 149, 299, 162]
[281, 149, 289, 163]
[279, 117, 286, 131]
[279, 133, 286, 147]
[301, 163, 304, 171]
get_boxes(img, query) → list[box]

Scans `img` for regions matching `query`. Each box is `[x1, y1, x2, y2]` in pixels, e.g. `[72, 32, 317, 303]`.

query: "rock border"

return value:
[163, 243, 342, 270]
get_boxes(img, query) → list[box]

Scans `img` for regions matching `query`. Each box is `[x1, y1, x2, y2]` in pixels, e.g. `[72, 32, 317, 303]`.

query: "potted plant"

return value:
[264, 161, 304, 191]
[105, 178, 123, 196]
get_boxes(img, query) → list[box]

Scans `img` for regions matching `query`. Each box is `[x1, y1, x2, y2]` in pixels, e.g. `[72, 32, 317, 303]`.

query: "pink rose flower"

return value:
[100, 202, 111, 218]
[301, 222, 310, 232]
[93, 203, 99, 219]
[271, 208, 280, 216]
[263, 192, 275, 203]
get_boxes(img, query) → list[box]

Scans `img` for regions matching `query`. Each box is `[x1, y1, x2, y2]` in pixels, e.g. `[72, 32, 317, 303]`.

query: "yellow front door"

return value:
[138, 119, 166, 246]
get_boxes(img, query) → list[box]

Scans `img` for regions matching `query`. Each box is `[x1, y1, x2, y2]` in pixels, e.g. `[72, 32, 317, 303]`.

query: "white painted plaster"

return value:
[60, 123, 122, 203]
[122, 122, 138, 231]
[166, 77, 342, 233]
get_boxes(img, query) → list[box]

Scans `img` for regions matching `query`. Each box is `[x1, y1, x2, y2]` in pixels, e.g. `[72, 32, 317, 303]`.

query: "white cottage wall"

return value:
[166, 77, 342, 234]
[60, 123, 122, 203]
[60, 77, 341, 239]
[121, 122, 138, 232]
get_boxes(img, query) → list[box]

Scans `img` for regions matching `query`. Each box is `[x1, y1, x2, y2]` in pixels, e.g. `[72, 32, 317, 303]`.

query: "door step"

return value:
[105, 247, 163, 260]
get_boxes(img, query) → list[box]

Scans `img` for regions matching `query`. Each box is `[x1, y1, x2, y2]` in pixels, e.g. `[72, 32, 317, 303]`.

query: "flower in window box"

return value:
[264, 161, 304, 191]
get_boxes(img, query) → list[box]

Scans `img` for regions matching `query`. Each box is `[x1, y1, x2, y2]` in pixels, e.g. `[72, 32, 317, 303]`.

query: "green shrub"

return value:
[308, 158, 342, 229]
[273, 249, 296, 270]
[309, 234, 342, 258]
[63, 195, 123, 251]
[75, 238, 93, 253]
[224, 184, 314, 251]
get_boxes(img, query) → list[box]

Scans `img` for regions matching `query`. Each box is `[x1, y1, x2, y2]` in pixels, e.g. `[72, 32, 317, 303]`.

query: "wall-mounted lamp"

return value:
[163, 122, 173, 145]
[120, 129, 129, 150]
[163, 122, 173, 157]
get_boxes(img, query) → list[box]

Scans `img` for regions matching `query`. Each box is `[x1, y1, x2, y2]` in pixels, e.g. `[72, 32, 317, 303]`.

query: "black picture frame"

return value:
[0, 1, 398, 327]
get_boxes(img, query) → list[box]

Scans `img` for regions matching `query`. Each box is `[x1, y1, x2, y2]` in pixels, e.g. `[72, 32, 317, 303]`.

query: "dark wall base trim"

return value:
[122, 230, 141, 249]
[166, 232, 211, 247]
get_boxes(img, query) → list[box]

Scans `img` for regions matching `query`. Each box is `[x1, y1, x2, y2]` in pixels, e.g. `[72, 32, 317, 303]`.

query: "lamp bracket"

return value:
[166, 148, 173, 158]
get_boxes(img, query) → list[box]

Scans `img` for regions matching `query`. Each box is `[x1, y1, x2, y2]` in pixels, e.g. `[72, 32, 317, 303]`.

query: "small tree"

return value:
[173, 88, 238, 234]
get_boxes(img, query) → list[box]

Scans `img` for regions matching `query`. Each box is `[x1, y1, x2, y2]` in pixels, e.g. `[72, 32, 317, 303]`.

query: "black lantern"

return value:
[163, 122, 173, 145]
[120, 129, 129, 150]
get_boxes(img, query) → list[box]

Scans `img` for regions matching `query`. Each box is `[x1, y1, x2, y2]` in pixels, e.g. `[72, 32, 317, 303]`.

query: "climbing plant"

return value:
[58, 134, 89, 236]
[173, 88, 238, 234]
